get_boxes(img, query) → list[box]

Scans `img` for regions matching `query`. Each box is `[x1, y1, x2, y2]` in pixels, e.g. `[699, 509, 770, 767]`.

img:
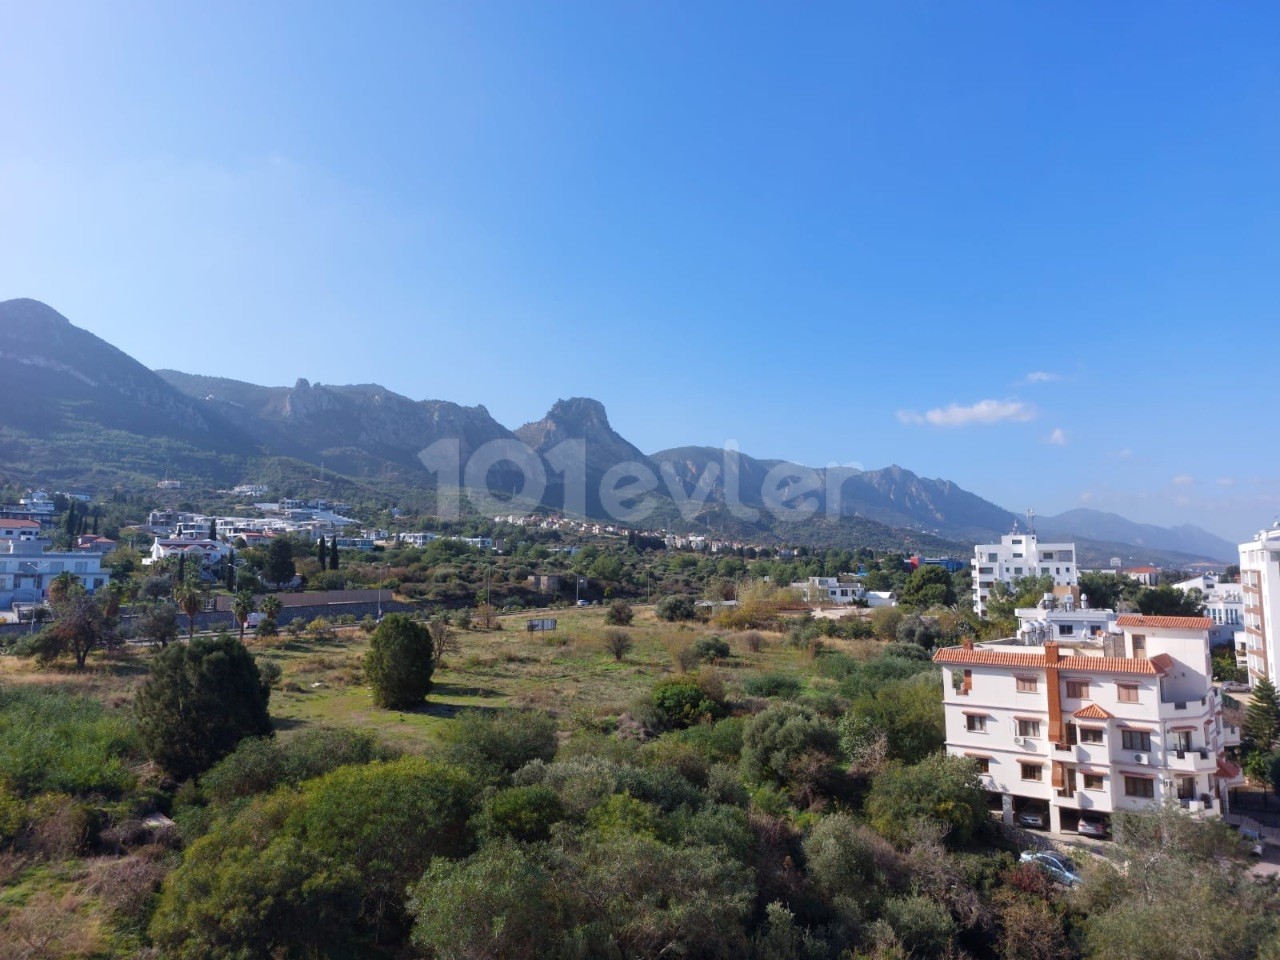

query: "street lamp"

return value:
[377, 563, 387, 620]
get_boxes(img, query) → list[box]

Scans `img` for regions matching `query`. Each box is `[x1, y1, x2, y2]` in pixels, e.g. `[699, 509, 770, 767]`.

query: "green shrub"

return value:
[740, 703, 841, 801]
[408, 842, 557, 960]
[604, 600, 634, 626]
[587, 792, 662, 839]
[474, 785, 565, 843]
[691, 636, 731, 662]
[655, 595, 697, 622]
[864, 753, 987, 847]
[436, 709, 557, 783]
[0, 687, 141, 797]
[201, 727, 392, 803]
[652, 679, 726, 729]
[742, 672, 802, 699]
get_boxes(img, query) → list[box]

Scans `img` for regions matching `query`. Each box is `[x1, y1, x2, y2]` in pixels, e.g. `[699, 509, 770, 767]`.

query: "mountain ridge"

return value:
[0, 298, 1235, 561]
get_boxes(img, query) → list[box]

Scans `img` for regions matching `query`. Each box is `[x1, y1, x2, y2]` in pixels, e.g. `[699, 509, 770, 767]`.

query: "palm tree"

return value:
[232, 590, 257, 643]
[174, 583, 206, 642]
[258, 594, 282, 631]
[48, 570, 78, 606]
[100, 580, 126, 619]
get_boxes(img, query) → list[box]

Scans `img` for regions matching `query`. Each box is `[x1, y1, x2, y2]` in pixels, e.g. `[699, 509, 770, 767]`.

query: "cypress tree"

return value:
[317, 537, 328, 571]
[1245, 677, 1280, 752]
[209, 518, 217, 541]
[177, 553, 186, 584]
[329, 536, 340, 571]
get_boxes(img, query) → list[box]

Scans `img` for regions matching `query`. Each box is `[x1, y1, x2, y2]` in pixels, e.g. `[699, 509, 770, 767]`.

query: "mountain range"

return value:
[0, 298, 1238, 563]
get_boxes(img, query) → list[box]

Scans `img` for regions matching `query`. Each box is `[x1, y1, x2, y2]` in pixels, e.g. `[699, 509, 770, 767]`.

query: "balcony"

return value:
[1158, 696, 1213, 721]
[1166, 749, 1215, 773]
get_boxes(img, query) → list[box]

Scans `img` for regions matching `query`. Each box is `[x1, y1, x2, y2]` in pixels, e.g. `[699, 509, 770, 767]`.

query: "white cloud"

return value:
[1046, 427, 1068, 446]
[897, 399, 1036, 428]
[1108, 448, 1133, 460]
[1172, 474, 1195, 487]
[1217, 477, 1235, 488]
[1024, 371, 1063, 384]
[1078, 491, 1095, 503]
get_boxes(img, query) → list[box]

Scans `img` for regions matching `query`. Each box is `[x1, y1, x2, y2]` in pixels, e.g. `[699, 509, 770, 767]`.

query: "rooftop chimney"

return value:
[1044, 641, 1060, 663]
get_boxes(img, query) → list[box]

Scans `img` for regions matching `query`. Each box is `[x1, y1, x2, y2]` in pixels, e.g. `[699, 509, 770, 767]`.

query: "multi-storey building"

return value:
[971, 531, 1078, 616]
[1172, 574, 1244, 647]
[934, 614, 1241, 835]
[791, 576, 866, 606]
[0, 540, 111, 608]
[1240, 524, 1280, 686]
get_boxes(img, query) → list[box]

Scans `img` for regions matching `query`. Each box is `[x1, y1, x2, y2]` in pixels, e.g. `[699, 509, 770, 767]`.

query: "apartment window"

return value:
[1041, 567, 1051, 576]
[1083, 773, 1105, 791]
[1058, 624, 1074, 636]
[1016, 676, 1038, 693]
[969, 756, 990, 774]
[1121, 730, 1152, 752]
[987, 553, 998, 563]
[1177, 776, 1196, 800]
[1131, 635, 1146, 658]
[1079, 727, 1104, 744]
[1117, 683, 1139, 703]
[1124, 776, 1155, 799]
[1014, 567, 1023, 576]
[966, 714, 988, 733]
[1173, 730, 1193, 752]
[1017, 719, 1041, 738]
[1066, 680, 1089, 699]
[1020, 762, 1043, 782]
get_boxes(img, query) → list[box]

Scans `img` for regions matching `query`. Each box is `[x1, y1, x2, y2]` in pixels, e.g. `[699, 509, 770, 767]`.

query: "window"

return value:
[1117, 683, 1139, 703]
[1173, 730, 1193, 752]
[1016, 676, 1038, 693]
[1020, 762, 1043, 781]
[1080, 727, 1104, 744]
[1041, 567, 1051, 576]
[952, 669, 972, 696]
[1014, 567, 1023, 575]
[970, 757, 990, 774]
[1058, 624, 1074, 636]
[987, 553, 998, 563]
[1066, 680, 1089, 699]
[1083, 773, 1105, 790]
[1017, 719, 1041, 738]
[1131, 635, 1146, 658]
[1124, 776, 1154, 798]
[966, 714, 988, 733]
[1121, 730, 1152, 752]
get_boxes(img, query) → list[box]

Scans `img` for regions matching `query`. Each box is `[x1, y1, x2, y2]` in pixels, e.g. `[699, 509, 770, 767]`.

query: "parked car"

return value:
[1077, 816, 1109, 838]
[1017, 809, 1047, 829]
[1221, 680, 1250, 693]
[1019, 850, 1081, 887]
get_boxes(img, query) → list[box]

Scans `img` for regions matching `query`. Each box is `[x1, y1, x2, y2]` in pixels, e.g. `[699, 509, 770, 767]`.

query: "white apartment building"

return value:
[935, 614, 1242, 835]
[1240, 524, 1280, 686]
[792, 576, 866, 605]
[1172, 574, 1244, 647]
[971, 531, 1078, 616]
[0, 540, 110, 607]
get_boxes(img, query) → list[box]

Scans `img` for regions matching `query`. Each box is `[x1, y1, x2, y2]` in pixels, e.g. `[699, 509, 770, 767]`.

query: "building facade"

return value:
[934, 614, 1241, 835]
[0, 540, 111, 607]
[971, 532, 1078, 616]
[1240, 524, 1280, 686]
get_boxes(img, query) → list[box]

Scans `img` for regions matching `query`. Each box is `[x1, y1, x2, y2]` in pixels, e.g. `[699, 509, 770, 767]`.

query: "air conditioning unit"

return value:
[1133, 753, 1149, 765]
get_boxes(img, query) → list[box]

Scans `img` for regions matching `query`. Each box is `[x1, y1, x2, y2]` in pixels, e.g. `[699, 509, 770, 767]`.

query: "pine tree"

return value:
[1245, 677, 1280, 751]
[317, 537, 328, 571]
[329, 536, 340, 571]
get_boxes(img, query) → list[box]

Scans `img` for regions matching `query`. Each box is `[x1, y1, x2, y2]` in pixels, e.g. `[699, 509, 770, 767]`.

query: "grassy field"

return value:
[0, 604, 875, 751]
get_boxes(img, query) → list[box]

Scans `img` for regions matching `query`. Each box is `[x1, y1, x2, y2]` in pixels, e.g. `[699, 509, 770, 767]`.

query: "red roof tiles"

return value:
[1115, 615, 1213, 631]
[1073, 703, 1115, 720]
[933, 647, 1162, 675]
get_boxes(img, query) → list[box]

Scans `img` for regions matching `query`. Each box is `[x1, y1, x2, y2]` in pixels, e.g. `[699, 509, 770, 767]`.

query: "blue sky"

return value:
[2, 2, 1278, 540]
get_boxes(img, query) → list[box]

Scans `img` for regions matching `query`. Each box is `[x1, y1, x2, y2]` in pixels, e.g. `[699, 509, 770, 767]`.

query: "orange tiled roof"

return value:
[1116, 615, 1213, 631]
[1073, 703, 1114, 720]
[933, 647, 1161, 675]
[1217, 758, 1242, 780]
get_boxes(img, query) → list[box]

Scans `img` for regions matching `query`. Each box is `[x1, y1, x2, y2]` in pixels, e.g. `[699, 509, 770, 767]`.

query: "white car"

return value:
[1019, 850, 1082, 887]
